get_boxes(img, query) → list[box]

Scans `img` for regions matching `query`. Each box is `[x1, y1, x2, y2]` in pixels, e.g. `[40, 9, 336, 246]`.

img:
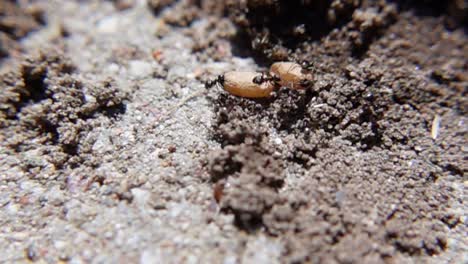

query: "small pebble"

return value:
[128, 60, 153, 78]
[97, 16, 118, 33]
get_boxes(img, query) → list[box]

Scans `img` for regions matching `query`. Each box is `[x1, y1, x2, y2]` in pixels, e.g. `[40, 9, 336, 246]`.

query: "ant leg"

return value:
[299, 78, 311, 88]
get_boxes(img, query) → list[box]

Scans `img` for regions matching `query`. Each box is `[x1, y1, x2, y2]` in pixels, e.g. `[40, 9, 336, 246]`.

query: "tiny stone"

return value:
[274, 138, 283, 145]
[128, 60, 153, 78]
[97, 16, 118, 33]
[131, 188, 150, 207]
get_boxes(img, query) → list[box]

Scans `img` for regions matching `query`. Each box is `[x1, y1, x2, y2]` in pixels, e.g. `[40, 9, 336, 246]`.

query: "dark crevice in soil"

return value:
[443, 163, 465, 177]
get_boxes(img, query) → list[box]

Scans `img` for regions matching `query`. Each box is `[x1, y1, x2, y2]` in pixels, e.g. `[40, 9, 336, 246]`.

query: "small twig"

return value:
[169, 89, 206, 114]
[154, 89, 206, 129]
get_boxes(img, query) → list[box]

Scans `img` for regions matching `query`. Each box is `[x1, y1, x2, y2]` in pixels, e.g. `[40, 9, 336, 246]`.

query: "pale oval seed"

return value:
[223, 71, 275, 98]
[270, 62, 313, 89]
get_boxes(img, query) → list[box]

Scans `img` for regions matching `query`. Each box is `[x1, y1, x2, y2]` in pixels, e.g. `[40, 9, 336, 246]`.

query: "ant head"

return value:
[204, 80, 214, 89]
[271, 75, 281, 83]
[217, 74, 225, 84]
[205, 74, 225, 89]
[300, 60, 313, 70]
[252, 75, 263, 84]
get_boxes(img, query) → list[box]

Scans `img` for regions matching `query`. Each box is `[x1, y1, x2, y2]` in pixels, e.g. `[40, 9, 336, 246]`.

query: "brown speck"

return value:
[152, 49, 163, 61]
[213, 182, 225, 203]
[114, 0, 133, 11]
[18, 196, 29, 205]
[168, 145, 176, 153]
[160, 160, 171, 167]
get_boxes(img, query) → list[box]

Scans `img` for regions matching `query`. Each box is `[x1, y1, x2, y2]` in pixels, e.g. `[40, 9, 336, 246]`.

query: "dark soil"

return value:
[205, 0, 467, 262]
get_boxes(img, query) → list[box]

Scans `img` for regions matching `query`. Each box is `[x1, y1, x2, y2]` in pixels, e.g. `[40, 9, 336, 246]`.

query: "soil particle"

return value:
[147, 0, 178, 14]
[348, 4, 397, 54]
[109, 0, 135, 11]
[148, 0, 207, 27]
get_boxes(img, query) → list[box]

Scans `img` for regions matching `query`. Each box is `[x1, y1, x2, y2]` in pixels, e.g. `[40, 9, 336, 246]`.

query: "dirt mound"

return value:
[0, 51, 126, 177]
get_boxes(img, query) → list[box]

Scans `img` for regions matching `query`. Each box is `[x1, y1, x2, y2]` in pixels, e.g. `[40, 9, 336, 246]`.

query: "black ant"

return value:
[252, 72, 280, 85]
[300, 60, 314, 71]
[205, 74, 224, 89]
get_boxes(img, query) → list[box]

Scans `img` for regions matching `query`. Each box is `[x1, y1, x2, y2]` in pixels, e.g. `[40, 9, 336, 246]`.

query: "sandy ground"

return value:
[0, 0, 466, 263]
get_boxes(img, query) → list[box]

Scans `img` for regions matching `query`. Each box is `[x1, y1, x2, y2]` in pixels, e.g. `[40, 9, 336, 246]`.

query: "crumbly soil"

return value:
[0, 0, 466, 263]
[0, 0, 45, 59]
